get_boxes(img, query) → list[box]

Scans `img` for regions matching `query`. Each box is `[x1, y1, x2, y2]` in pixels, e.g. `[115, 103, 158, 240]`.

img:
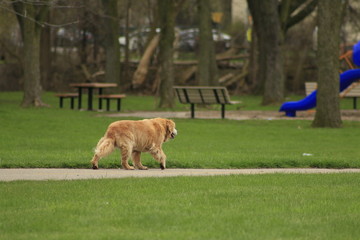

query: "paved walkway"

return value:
[101, 110, 360, 121]
[1, 168, 360, 182]
[102, 110, 305, 120]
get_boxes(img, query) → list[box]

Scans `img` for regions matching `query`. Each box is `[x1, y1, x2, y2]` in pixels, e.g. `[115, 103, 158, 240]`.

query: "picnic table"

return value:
[69, 82, 117, 111]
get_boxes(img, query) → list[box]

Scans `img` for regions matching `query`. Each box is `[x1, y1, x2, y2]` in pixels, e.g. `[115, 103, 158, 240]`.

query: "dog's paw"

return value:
[138, 166, 148, 170]
[160, 163, 165, 170]
[123, 166, 135, 170]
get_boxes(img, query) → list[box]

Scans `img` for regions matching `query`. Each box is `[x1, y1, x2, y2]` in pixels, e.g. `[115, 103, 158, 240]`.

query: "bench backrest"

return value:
[305, 82, 360, 96]
[174, 86, 232, 104]
[305, 82, 317, 95]
[345, 83, 360, 97]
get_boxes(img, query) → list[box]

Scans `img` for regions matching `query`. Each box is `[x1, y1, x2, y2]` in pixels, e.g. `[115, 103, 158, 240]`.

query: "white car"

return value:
[119, 28, 231, 52]
[119, 28, 160, 51]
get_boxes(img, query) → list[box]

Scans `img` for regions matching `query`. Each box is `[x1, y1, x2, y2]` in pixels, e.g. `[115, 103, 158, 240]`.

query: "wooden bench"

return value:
[305, 82, 360, 109]
[97, 94, 126, 111]
[55, 93, 78, 109]
[173, 86, 241, 119]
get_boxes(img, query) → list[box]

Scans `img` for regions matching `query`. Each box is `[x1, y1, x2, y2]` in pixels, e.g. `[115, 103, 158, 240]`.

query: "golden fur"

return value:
[91, 118, 177, 170]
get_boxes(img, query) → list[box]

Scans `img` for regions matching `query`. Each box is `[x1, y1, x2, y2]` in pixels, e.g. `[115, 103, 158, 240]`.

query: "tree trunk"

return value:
[157, 0, 175, 108]
[247, 0, 317, 104]
[196, 0, 218, 86]
[13, 1, 48, 107]
[312, 0, 344, 128]
[248, 27, 259, 93]
[40, 11, 51, 90]
[122, 0, 132, 89]
[248, 0, 284, 105]
[102, 0, 121, 90]
[261, 24, 284, 105]
[222, 0, 232, 28]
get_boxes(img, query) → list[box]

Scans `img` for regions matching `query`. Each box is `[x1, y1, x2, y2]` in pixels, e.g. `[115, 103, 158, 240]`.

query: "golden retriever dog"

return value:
[91, 118, 177, 170]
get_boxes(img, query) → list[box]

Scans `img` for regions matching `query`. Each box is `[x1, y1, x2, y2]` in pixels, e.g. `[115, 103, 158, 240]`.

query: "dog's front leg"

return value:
[149, 148, 166, 170]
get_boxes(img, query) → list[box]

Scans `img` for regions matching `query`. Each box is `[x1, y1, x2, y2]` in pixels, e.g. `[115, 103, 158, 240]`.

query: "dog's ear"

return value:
[166, 119, 175, 131]
[164, 119, 174, 136]
[163, 119, 176, 142]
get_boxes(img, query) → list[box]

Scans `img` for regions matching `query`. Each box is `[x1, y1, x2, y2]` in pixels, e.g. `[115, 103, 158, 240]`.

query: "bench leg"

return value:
[221, 104, 225, 119]
[59, 97, 64, 108]
[191, 104, 195, 118]
[70, 97, 75, 109]
[78, 88, 82, 110]
[99, 98, 103, 110]
[98, 88, 103, 110]
[88, 87, 94, 111]
[106, 99, 110, 111]
[354, 97, 357, 109]
[117, 99, 121, 111]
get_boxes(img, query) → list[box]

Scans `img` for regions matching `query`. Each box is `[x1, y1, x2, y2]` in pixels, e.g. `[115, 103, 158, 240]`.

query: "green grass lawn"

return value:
[0, 92, 360, 169]
[1, 174, 360, 240]
[1, 92, 360, 240]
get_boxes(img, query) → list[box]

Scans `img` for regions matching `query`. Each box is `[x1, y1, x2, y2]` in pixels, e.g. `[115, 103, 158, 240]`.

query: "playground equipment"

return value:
[279, 41, 360, 117]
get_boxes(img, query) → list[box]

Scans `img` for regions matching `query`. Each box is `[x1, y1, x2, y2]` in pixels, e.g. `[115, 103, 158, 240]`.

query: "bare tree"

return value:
[101, 0, 121, 88]
[40, 10, 51, 90]
[196, 0, 218, 86]
[12, 0, 49, 107]
[122, 0, 132, 89]
[157, 0, 175, 108]
[248, 0, 284, 105]
[312, 0, 346, 128]
[247, 0, 317, 105]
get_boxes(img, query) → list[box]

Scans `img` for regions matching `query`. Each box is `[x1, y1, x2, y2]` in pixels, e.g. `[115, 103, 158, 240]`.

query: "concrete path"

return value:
[101, 110, 360, 121]
[1, 168, 360, 182]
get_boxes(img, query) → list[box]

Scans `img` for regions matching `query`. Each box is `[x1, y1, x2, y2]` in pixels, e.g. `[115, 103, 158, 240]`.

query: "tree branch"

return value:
[285, 0, 317, 31]
[279, 0, 292, 31]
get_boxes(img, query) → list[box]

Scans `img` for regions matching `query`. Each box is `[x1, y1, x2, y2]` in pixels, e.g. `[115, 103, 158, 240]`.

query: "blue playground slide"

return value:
[279, 41, 360, 117]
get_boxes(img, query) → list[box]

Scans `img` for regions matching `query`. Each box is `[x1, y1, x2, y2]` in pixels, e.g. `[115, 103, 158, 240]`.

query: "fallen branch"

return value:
[81, 64, 105, 81]
[173, 54, 249, 66]
[178, 65, 197, 84]
[218, 73, 235, 84]
[132, 34, 160, 88]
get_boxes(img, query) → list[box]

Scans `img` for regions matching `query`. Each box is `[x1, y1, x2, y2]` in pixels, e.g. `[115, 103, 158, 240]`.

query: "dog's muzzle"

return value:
[170, 128, 177, 139]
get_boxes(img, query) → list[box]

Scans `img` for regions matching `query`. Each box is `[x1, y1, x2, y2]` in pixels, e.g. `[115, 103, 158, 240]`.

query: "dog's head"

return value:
[164, 119, 177, 141]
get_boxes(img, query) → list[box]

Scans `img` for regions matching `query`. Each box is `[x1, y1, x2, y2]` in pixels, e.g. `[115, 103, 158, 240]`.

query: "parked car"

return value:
[118, 28, 160, 52]
[178, 28, 231, 52]
[55, 27, 94, 47]
[119, 27, 231, 52]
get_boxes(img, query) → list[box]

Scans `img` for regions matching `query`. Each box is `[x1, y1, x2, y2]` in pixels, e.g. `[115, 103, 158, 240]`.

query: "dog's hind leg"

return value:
[91, 137, 115, 169]
[120, 145, 135, 170]
[132, 151, 148, 170]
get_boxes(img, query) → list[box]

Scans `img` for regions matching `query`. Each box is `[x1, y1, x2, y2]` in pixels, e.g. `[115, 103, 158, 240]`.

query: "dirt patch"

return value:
[101, 110, 360, 121]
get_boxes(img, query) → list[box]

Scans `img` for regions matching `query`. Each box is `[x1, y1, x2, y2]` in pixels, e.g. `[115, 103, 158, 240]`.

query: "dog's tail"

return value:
[94, 137, 115, 157]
